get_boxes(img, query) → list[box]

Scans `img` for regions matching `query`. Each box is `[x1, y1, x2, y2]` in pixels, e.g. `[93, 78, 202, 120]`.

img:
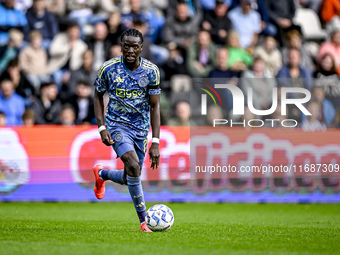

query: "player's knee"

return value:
[121, 152, 141, 177]
[126, 161, 141, 177]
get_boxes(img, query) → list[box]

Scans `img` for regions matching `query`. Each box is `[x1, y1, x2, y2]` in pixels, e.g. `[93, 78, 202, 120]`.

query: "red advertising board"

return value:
[0, 126, 339, 199]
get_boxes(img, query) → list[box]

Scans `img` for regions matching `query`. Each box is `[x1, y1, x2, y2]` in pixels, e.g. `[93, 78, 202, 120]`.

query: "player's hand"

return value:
[100, 130, 114, 146]
[149, 143, 160, 170]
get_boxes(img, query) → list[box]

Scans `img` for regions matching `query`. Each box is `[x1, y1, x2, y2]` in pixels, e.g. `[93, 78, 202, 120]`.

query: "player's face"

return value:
[121, 36, 143, 66]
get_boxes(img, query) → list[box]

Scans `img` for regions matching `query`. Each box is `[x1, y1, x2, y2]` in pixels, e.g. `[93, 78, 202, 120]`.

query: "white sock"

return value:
[98, 170, 104, 180]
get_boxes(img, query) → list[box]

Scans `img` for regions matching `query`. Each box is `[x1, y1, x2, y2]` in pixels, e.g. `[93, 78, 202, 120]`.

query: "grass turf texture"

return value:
[0, 203, 339, 255]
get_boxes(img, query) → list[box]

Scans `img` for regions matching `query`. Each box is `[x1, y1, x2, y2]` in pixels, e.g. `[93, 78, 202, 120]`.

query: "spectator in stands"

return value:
[311, 85, 336, 127]
[121, 0, 165, 43]
[26, 0, 59, 50]
[45, 0, 66, 18]
[19, 30, 49, 92]
[121, 0, 145, 28]
[66, 0, 98, 37]
[162, 1, 199, 48]
[277, 48, 313, 92]
[301, 101, 327, 131]
[241, 56, 276, 110]
[109, 44, 122, 58]
[0, 29, 24, 73]
[15, 0, 33, 12]
[209, 48, 239, 78]
[201, 0, 231, 45]
[48, 22, 88, 88]
[0, 111, 6, 126]
[320, 0, 340, 34]
[31, 82, 62, 124]
[135, 19, 169, 65]
[58, 104, 76, 125]
[0, 79, 25, 125]
[93, 0, 119, 19]
[68, 80, 95, 124]
[253, 35, 282, 75]
[163, 42, 187, 81]
[67, 49, 97, 100]
[44, 0, 67, 32]
[318, 29, 340, 75]
[204, 104, 225, 126]
[145, 0, 169, 17]
[228, 0, 261, 50]
[314, 54, 339, 79]
[314, 54, 340, 108]
[229, 0, 277, 36]
[282, 30, 315, 73]
[226, 30, 253, 72]
[132, 19, 154, 63]
[0, 58, 35, 103]
[263, 0, 301, 46]
[187, 30, 217, 77]
[201, 0, 231, 13]
[167, 0, 202, 19]
[168, 101, 192, 126]
[106, 11, 125, 46]
[0, 0, 28, 45]
[86, 22, 111, 70]
[22, 108, 35, 126]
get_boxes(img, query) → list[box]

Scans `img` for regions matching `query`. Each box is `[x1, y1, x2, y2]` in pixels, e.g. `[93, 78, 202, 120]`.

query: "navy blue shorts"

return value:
[108, 127, 148, 169]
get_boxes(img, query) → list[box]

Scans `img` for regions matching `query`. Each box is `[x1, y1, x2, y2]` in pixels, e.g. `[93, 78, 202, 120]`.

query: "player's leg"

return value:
[98, 166, 125, 185]
[93, 163, 126, 199]
[93, 130, 131, 199]
[120, 150, 152, 232]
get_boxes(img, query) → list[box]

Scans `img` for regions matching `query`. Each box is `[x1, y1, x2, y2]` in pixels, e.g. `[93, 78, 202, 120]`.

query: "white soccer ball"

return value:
[145, 204, 174, 231]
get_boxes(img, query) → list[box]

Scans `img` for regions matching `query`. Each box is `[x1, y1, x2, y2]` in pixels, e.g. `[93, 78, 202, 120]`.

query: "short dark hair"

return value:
[7, 58, 19, 69]
[120, 28, 143, 44]
[133, 19, 146, 27]
[0, 78, 13, 86]
[67, 21, 79, 30]
[253, 56, 264, 63]
[40, 82, 55, 90]
[22, 108, 35, 120]
[77, 80, 91, 87]
[62, 103, 76, 113]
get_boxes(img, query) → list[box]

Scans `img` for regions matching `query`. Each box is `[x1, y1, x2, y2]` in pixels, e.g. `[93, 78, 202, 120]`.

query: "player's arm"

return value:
[149, 94, 160, 170]
[94, 90, 114, 146]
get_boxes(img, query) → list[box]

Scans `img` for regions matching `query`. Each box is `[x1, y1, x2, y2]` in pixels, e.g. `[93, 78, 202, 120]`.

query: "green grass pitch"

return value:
[0, 203, 339, 255]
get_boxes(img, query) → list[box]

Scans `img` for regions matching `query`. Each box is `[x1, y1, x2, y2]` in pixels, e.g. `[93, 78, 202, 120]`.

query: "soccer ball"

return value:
[145, 204, 174, 231]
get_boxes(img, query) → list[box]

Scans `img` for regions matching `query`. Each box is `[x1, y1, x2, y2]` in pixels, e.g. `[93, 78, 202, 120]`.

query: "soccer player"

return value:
[92, 29, 160, 232]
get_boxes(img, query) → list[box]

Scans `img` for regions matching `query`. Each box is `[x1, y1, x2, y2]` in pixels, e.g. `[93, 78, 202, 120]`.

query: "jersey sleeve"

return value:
[94, 63, 109, 93]
[148, 65, 161, 95]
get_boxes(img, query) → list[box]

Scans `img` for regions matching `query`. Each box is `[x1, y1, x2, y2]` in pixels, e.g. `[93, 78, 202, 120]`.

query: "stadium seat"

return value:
[293, 8, 327, 41]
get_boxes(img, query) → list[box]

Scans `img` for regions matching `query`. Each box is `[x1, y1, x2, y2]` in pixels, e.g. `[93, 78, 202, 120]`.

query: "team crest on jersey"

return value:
[115, 133, 123, 142]
[138, 76, 148, 88]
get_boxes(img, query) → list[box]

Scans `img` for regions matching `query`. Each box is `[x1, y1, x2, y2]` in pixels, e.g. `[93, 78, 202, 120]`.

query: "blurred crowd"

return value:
[0, 0, 340, 130]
